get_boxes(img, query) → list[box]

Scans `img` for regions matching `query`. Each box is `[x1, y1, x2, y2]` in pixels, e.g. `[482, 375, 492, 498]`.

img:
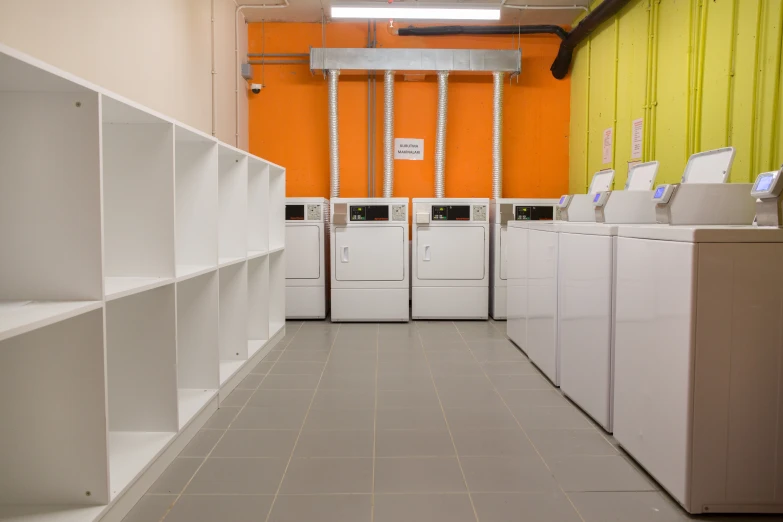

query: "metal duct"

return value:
[383, 70, 395, 198]
[434, 71, 448, 198]
[492, 71, 504, 200]
[328, 69, 340, 198]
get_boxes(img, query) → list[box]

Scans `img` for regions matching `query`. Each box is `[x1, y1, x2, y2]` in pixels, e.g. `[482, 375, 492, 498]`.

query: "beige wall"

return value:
[0, 0, 248, 148]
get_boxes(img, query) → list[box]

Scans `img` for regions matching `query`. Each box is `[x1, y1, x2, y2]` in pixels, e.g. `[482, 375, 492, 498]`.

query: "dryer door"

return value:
[334, 226, 405, 281]
[417, 226, 485, 280]
[285, 225, 321, 279]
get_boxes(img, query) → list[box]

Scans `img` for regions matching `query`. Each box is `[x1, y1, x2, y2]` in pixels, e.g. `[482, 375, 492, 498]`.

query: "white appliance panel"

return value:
[526, 228, 559, 384]
[416, 226, 485, 281]
[334, 226, 404, 282]
[285, 225, 321, 280]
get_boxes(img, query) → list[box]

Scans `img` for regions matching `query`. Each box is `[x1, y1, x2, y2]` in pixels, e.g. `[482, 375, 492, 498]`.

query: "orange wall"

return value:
[248, 23, 570, 199]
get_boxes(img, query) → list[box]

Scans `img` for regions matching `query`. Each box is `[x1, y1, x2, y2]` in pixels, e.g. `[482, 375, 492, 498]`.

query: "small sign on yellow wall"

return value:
[602, 127, 613, 164]
[631, 118, 643, 160]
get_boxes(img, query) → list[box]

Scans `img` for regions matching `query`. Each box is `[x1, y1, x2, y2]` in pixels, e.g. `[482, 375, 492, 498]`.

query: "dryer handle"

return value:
[423, 245, 431, 261]
[341, 246, 349, 263]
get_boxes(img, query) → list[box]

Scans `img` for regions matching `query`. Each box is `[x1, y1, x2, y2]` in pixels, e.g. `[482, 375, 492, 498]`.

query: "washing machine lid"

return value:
[559, 223, 619, 236]
[417, 226, 485, 280]
[617, 224, 783, 243]
[334, 226, 404, 281]
[285, 224, 321, 279]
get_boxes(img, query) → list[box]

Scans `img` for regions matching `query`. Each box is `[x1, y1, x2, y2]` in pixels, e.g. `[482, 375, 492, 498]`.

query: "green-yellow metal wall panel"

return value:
[568, 0, 783, 192]
[614, 0, 649, 189]
[653, 0, 694, 184]
[587, 20, 618, 180]
[569, 40, 590, 194]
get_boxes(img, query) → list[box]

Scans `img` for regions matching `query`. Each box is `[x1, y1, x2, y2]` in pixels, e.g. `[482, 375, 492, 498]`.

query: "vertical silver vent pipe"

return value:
[492, 71, 504, 200]
[383, 70, 395, 198]
[434, 71, 449, 198]
[328, 69, 340, 198]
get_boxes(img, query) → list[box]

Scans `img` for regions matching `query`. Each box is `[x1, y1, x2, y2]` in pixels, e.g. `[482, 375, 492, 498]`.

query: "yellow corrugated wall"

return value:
[569, 0, 783, 192]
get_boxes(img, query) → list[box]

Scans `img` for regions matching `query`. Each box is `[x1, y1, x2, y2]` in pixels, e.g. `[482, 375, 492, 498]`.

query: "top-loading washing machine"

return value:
[511, 169, 616, 385]
[412, 198, 489, 320]
[285, 197, 328, 319]
[330, 198, 409, 322]
[612, 154, 783, 514]
[556, 161, 658, 432]
[489, 199, 559, 320]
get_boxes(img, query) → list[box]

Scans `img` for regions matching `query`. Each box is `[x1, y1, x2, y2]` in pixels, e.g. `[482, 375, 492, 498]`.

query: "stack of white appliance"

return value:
[330, 198, 410, 322]
[613, 156, 783, 515]
[557, 161, 659, 432]
[489, 199, 559, 320]
[411, 198, 490, 320]
[505, 169, 615, 385]
[285, 198, 329, 319]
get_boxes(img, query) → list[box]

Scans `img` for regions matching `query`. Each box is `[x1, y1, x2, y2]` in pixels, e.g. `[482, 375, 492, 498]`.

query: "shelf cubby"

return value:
[248, 157, 270, 257]
[176, 271, 219, 428]
[0, 44, 285, 522]
[175, 126, 218, 281]
[269, 165, 286, 251]
[105, 284, 178, 499]
[102, 96, 176, 301]
[219, 261, 249, 384]
[0, 55, 103, 340]
[218, 145, 248, 266]
[0, 310, 108, 506]
[269, 249, 286, 337]
[248, 256, 270, 357]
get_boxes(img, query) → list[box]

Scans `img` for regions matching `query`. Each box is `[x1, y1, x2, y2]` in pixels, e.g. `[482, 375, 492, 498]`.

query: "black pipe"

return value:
[551, 0, 633, 79]
[397, 25, 568, 41]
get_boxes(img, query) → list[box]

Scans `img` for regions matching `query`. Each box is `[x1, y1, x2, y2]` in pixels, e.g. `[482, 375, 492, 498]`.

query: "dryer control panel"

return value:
[350, 205, 389, 222]
[514, 205, 554, 221]
[286, 199, 328, 222]
[430, 204, 488, 222]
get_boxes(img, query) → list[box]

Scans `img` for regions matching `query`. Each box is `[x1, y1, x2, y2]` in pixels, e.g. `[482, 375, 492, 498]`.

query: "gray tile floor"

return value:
[124, 320, 782, 522]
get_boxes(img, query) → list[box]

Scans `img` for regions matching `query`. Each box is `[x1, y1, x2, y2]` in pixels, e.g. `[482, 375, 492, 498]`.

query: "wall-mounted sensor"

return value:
[250, 83, 262, 94]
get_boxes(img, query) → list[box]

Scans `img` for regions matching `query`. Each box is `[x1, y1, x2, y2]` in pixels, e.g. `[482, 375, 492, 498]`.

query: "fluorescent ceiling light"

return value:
[331, 6, 501, 20]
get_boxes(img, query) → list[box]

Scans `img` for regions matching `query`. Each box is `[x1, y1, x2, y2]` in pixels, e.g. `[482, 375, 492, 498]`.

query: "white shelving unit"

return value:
[0, 44, 286, 522]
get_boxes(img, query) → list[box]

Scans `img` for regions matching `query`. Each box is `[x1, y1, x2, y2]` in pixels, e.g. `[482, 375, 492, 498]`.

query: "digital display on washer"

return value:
[285, 204, 305, 220]
[559, 196, 567, 205]
[515, 206, 554, 221]
[432, 205, 470, 221]
[593, 193, 602, 203]
[350, 205, 389, 221]
[654, 186, 666, 199]
[755, 174, 775, 193]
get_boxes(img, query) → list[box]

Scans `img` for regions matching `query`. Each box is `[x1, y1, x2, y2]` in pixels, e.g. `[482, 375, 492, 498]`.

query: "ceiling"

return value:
[240, 0, 589, 25]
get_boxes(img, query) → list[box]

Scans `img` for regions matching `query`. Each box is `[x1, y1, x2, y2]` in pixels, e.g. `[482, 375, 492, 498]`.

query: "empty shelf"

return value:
[109, 431, 175, 499]
[0, 300, 103, 342]
[104, 277, 173, 301]
[218, 256, 245, 268]
[247, 250, 268, 260]
[178, 389, 217, 429]
[176, 265, 216, 282]
[219, 359, 244, 385]
[248, 339, 266, 358]
[269, 245, 285, 254]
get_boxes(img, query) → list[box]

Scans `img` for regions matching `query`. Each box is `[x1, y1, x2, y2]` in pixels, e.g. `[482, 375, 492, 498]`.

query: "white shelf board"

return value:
[178, 389, 217, 430]
[248, 339, 266, 358]
[270, 322, 285, 339]
[109, 431, 175, 499]
[269, 245, 285, 254]
[219, 360, 244, 385]
[0, 301, 103, 342]
[104, 277, 173, 301]
[0, 505, 104, 522]
[247, 250, 269, 260]
[176, 264, 216, 282]
[218, 256, 246, 268]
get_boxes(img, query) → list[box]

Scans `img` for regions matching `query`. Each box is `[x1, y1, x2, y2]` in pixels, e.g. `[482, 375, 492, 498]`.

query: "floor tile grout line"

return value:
[156, 321, 306, 522]
[415, 320, 482, 522]
[263, 322, 343, 522]
[452, 324, 589, 522]
[371, 323, 379, 522]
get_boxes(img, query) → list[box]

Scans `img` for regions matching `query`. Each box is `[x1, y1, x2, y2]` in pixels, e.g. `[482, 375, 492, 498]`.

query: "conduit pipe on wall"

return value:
[434, 71, 449, 199]
[383, 70, 395, 198]
[328, 69, 340, 198]
[492, 71, 504, 200]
